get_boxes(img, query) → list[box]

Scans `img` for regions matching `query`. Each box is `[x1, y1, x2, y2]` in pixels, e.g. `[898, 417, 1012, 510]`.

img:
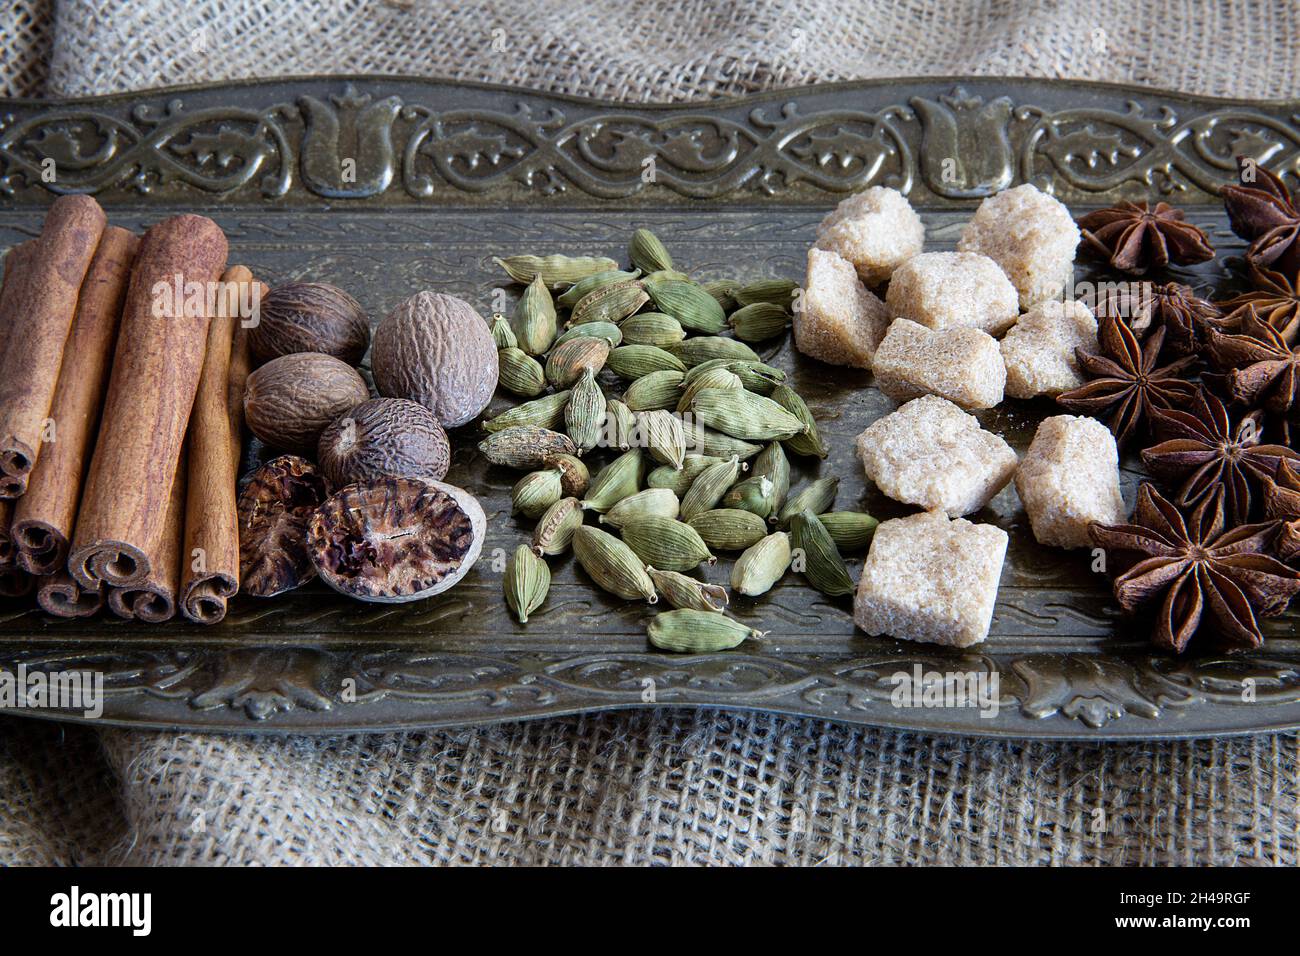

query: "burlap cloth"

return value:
[1, 0, 1298, 865]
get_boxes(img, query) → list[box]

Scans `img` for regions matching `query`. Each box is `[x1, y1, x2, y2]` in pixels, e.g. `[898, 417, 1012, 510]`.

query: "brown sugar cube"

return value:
[813, 186, 925, 286]
[957, 183, 1081, 309]
[872, 318, 1005, 410]
[884, 251, 1019, 336]
[1000, 300, 1098, 399]
[854, 509, 1008, 648]
[1014, 415, 1127, 549]
[856, 395, 1017, 516]
[794, 248, 891, 369]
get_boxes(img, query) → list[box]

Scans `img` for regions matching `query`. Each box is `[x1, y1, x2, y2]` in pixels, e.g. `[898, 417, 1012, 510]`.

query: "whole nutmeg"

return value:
[250, 282, 370, 366]
[318, 397, 451, 487]
[244, 352, 370, 452]
[371, 291, 499, 428]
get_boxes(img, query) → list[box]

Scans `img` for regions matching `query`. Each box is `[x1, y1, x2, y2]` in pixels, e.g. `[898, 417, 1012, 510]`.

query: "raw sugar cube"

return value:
[884, 251, 1019, 336]
[1014, 415, 1126, 549]
[813, 186, 925, 286]
[957, 183, 1081, 309]
[856, 395, 1017, 516]
[1000, 299, 1098, 399]
[872, 318, 1005, 410]
[795, 247, 891, 369]
[854, 509, 1007, 648]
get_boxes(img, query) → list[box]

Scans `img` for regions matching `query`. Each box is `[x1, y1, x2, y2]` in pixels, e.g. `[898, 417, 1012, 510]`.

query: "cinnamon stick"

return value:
[0, 196, 108, 498]
[108, 451, 187, 623]
[69, 214, 228, 591]
[12, 227, 139, 575]
[0, 499, 34, 598]
[180, 265, 252, 624]
[37, 572, 104, 618]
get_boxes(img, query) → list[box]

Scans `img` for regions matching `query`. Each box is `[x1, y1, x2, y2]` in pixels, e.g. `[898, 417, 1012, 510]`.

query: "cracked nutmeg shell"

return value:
[306, 477, 486, 603]
[237, 455, 331, 597]
[250, 282, 371, 366]
[244, 352, 370, 452]
[371, 291, 499, 428]
[317, 397, 451, 488]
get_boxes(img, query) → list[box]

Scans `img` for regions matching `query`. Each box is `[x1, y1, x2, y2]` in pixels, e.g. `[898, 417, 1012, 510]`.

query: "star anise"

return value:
[1057, 317, 1199, 446]
[1088, 483, 1300, 653]
[1146, 281, 1223, 355]
[1221, 157, 1300, 275]
[1261, 460, 1300, 561]
[1078, 201, 1216, 275]
[1140, 386, 1300, 525]
[1214, 262, 1300, 342]
[1203, 307, 1300, 414]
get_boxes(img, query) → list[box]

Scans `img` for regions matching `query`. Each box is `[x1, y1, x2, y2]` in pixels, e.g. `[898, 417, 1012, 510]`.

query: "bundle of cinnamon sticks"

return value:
[0, 195, 258, 624]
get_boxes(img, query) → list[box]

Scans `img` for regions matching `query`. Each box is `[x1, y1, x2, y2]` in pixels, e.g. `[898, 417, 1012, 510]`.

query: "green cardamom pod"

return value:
[512, 469, 564, 518]
[667, 336, 761, 368]
[789, 510, 855, 597]
[635, 409, 686, 470]
[480, 426, 578, 469]
[599, 487, 680, 529]
[505, 545, 550, 623]
[604, 398, 637, 451]
[771, 385, 828, 459]
[532, 497, 585, 556]
[677, 366, 742, 413]
[565, 366, 605, 454]
[688, 508, 768, 551]
[606, 344, 687, 381]
[681, 419, 764, 460]
[643, 269, 693, 283]
[619, 516, 715, 572]
[727, 302, 790, 342]
[645, 568, 729, 612]
[817, 511, 879, 551]
[691, 388, 807, 441]
[722, 474, 777, 518]
[489, 312, 518, 350]
[556, 269, 642, 308]
[545, 336, 610, 388]
[483, 390, 571, 434]
[702, 279, 740, 312]
[496, 347, 547, 398]
[573, 526, 658, 603]
[619, 312, 687, 348]
[777, 476, 839, 527]
[643, 277, 727, 334]
[542, 454, 589, 498]
[684, 359, 785, 396]
[512, 273, 558, 355]
[679, 454, 742, 521]
[553, 321, 622, 350]
[647, 454, 729, 496]
[731, 532, 792, 596]
[734, 278, 797, 309]
[581, 447, 644, 513]
[569, 280, 649, 327]
[496, 254, 618, 287]
[623, 370, 686, 412]
[629, 228, 674, 274]
[751, 442, 790, 521]
[647, 609, 764, 653]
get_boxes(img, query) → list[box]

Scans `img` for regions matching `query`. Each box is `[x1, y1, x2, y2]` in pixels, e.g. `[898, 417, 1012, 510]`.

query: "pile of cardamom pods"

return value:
[482, 229, 879, 652]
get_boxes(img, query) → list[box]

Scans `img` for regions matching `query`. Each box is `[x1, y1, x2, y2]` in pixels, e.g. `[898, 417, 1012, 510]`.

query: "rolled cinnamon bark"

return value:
[69, 214, 228, 591]
[13, 227, 139, 575]
[180, 265, 253, 624]
[108, 452, 187, 623]
[37, 572, 105, 618]
[0, 499, 34, 597]
[0, 196, 108, 498]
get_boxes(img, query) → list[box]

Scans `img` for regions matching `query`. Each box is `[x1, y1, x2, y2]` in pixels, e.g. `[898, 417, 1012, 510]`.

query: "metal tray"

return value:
[1, 76, 1298, 738]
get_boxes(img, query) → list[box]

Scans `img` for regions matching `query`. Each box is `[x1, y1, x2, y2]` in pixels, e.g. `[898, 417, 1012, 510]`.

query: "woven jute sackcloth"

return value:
[1, 0, 1298, 865]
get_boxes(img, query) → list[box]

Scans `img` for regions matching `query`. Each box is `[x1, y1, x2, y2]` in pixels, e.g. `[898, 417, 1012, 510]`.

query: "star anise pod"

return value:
[1221, 157, 1300, 276]
[1146, 281, 1223, 355]
[1261, 460, 1300, 561]
[1057, 317, 1199, 446]
[1088, 483, 1300, 653]
[1078, 201, 1216, 275]
[1140, 386, 1300, 525]
[1203, 307, 1300, 414]
[1214, 262, 1300, 342]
